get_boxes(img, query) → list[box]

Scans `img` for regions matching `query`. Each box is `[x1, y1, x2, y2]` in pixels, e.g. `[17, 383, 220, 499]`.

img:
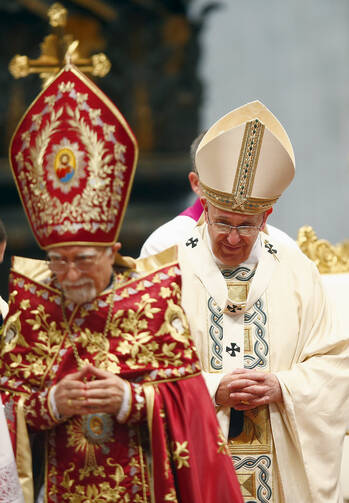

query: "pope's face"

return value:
[48, 245, 118, 304]
[203, 201, 267, 266]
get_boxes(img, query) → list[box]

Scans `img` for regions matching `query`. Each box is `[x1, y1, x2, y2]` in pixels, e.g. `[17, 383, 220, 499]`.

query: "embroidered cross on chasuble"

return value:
[218, 265, 275, 503]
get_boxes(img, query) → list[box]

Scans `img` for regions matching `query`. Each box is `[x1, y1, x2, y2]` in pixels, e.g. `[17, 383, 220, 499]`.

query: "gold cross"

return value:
[8, 2, 111, 87]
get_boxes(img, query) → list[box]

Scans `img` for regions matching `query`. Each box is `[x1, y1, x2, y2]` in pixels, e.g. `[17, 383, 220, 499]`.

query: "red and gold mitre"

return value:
[9, 64, 138, 249]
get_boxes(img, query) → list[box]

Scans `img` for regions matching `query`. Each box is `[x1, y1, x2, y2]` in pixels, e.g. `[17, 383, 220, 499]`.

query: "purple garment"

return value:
[179, 198, 203, 221]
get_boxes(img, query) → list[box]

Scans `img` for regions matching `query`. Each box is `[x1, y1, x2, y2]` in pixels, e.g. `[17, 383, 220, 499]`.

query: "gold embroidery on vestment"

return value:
[244, 328, 252, 352]
[226, 282, 248, 304]
[239, 472, 257, 499]
[229, 406, 271, 454]
[172, 441, 190, 469]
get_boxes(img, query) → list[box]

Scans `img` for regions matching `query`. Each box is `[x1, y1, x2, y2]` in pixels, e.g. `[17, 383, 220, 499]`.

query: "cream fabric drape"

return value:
[320, 273, 349, 499]
[0, 396, 25, 503]
[178, 223, 349, 503]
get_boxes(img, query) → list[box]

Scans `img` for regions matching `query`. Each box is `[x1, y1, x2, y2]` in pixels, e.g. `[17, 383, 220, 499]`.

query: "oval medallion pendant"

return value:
[82, 413, 114, 454]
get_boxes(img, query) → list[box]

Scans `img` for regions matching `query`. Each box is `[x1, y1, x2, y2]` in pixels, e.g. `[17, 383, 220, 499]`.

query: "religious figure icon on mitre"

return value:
[53, 148, 77, 184]
[9, 63, 138, 250]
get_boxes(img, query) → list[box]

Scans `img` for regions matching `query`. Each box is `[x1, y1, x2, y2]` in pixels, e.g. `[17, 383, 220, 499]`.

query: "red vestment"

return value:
[0, 254, 242, 503]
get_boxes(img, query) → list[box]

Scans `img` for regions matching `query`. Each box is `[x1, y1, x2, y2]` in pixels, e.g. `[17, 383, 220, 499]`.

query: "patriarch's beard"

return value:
[61, 279, 97, 304]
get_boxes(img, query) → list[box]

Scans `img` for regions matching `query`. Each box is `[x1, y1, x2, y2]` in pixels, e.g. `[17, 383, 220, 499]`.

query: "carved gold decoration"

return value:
[297, 225, 349, 274]
[8, 56, 31, 79]
[48, 2, 67, 27]
[8, 2, 111, 87]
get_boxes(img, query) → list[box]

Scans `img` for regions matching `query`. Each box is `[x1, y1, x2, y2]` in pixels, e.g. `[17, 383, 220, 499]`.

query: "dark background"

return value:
[0, 0, 221, 299]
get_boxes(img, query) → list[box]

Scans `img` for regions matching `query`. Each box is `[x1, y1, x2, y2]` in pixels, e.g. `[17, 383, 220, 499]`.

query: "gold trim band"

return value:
[233, 119, 264, 203]
[16, 396, 34, 503]
[200, 181, 279, 215]
[144, 385, 156, 503]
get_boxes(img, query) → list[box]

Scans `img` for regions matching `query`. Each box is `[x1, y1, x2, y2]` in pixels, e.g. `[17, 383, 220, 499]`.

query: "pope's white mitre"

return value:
[195, 100, 295, 214]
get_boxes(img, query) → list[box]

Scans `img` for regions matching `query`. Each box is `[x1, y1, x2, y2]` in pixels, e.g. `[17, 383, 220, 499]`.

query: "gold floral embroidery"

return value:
[69, 326, 120, 373]
[169, 281, 181, 302]
[58, 81, 75, 93]
[20, 299, 31, 310]
[8, 290, 18, 304]
[183, 348, 193, 360]
[16, 87, 128, 239]
[60, 462, 75, 492]
[217, 429, 229, 455]
[1, 311, 25, 356]
[61, 464, 131, 502]
[159, 287, 171, 299]
[172, 441, 190, 469]
[23, 399, 38, 421]
[108, 291, 191, 370]
[110, 295, 170, 368]
[3, 304, 64, 382]
[164, 488, 178, 501]
[59, 458, 144, 502]
[155, 299, 190, 348]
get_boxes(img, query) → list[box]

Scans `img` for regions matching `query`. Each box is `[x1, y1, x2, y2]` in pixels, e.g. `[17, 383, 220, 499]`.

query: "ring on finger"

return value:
[68, 398, 72, 406]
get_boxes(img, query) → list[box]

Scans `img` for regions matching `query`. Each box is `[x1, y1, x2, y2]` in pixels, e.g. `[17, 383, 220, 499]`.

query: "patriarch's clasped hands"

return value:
[54, 364, 125, 418]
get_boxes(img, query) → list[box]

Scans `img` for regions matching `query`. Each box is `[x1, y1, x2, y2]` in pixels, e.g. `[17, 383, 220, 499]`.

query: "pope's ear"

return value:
[188, 171, 200, 196]
[262, 208, 273, 229]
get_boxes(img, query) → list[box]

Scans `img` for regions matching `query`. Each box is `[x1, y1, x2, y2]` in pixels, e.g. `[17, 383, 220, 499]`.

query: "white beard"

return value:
[61, 280, 97, 305]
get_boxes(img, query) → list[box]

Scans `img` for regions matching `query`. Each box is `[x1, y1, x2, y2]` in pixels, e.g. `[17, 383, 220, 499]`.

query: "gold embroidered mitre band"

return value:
[196, 100, 295, 214]
[9, 64, 138, 249]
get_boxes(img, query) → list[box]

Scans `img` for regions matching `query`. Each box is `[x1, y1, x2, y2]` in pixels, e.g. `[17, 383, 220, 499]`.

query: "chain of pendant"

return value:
[61, 274, 117, 369]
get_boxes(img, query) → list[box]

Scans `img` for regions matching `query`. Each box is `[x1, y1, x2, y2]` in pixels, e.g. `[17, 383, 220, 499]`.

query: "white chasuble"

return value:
[179, 226, 278, 502]
[178, 223, 349, 503]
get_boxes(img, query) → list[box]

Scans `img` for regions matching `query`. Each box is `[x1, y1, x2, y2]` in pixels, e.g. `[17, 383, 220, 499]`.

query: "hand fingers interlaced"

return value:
[54, 365, 125, 417]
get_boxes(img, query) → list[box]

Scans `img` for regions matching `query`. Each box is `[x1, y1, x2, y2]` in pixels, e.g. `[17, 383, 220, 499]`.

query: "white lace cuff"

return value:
[116, 380, 131, 423]
[49, 385, 61, 421]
